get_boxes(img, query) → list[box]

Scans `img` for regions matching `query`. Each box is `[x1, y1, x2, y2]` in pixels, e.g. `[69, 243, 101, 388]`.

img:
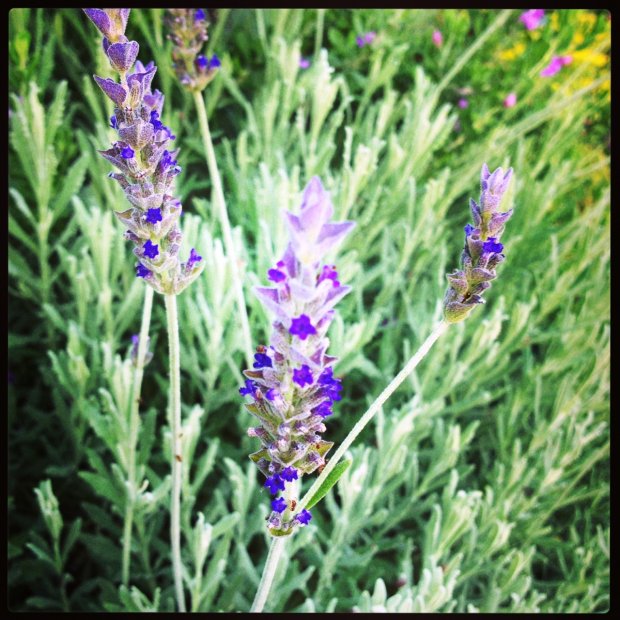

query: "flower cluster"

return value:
[165, 9, 220, 92]
[540, 54, 573, 77]
[84, 8, 203, 295]
[519, 9, 545, 31]
[443, 164, 514, 323]
[240, 178, 355, 536]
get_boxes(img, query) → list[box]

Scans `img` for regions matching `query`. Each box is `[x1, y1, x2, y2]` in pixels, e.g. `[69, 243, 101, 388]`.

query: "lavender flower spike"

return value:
[443, 164, 514, 323]
[241, 177, 355, 537]
[165, 9, 220, 92]
[84, 9, 204, 295]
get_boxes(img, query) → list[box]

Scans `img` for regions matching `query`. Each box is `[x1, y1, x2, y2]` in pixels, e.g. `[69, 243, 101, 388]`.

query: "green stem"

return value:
[193, 89, 254, 368]
[121, 285, 155, 587]
[207, 8, 231, 56]
[298, 320, 449, 513]
[313, 9, 325, 61]
[165, 293, 186, 612]
[435, 10, 512, 100]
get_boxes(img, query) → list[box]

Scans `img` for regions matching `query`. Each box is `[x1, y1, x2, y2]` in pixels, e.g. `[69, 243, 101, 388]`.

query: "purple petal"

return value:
[83, 9, 112, 37]
[316, 221, 356, 255]
[93, 75, 127, 105]
[106, 40, 139, 72]
[253, 286, 288, 320]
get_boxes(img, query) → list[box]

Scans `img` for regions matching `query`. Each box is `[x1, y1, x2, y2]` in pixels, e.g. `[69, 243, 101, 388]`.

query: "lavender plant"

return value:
[240, 176, 355, 535]
[443, 164, 514, 323]
[83, 8, 204, 294]
[250, 164, 514, 611]
[83, 8, 202, 610]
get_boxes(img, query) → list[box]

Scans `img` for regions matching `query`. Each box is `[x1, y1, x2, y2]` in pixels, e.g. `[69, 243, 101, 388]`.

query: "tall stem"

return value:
[298, 320, 449, 512]
[250, 321, 449, 612]
[193, 90, 254, 368]
[165, 293, 186, 612]
[121, 285, 155, 586]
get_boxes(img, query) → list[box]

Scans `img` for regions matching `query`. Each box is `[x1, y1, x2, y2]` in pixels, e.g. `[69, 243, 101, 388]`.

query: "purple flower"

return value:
[519, 9, 545, 31]
[280, 466, 298, 482]
[110, 114, 118, 129]
[145, 208, 162, 224]
[253, 352, 273, 368]
[443, 164, 514, 324]
[196, 55, 208, 70]
[432, 29, 443, 48]
[540, 55, 573, 77]
[299, 57, 311, 69]
[142, 240, 159, 259]
[271, 497, 287, 513]
[483, 237, 504, 253]
[264, 474, 285, 494]
[268, 268, 287, 282]
[295, 509, 312, 525]
[317, 265, 340, 287]
[120, 146, 134, 159]
[289, 314, 317, 340]
[186, 248, 202, 270]
[239, 379, 256, 397]
[195, 8, 206, 21]
[314, 401, 333, 418]
[209, 54, 221, 69]
[503, 92, 517, 108]
[242, 177, 355, 535]
[356, 31, 377, 48]
[293, 365, 314, 387]
[458, 98, 469, 109]
[136, 263, 151, 278]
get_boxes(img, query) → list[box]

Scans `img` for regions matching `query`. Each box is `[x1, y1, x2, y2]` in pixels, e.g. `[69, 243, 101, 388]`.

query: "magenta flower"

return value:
[299, 57, 311, 69]
[540, 55, 573, 77]
[503, 92, 517, 108]
[432, 29, 443, 48]
[356, 31, 376, 47]
[458, 98, 469, 109]
[519, 9, 545, 30]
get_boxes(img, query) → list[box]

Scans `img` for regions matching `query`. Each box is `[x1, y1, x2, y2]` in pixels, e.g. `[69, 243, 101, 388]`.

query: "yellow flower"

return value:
[498, 42, 526, 61]
[577, 12, 596, 26]
[571, 32, 585, 46]
[572, 48, 609, 68]
[550, 12, 560, 31]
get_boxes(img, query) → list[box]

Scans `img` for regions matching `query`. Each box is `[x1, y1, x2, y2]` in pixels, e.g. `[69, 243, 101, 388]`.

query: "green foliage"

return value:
[9, 7, 608, 613]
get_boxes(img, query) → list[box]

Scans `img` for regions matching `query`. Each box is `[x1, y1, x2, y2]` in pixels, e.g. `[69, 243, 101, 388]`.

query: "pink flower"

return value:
[299, 57, 311, 69]
[432, 29, 443, 48]
[540, 55, 573, 77]
[458, 98, 469, 109]
[503, 92, 517, 108]
[519, 9, 545, 30]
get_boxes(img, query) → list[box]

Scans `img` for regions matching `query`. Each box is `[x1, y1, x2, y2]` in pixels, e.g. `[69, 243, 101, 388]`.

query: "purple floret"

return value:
[292, 365, 314, 388]
[264, 474, 285, 495]
[289, 314, 317, 340]
[253, 352, 273, 369]
[142, 240, 159, 259]
[145, 208, 162, 224]
[295, 509, 312, 525]
[271, 497, 287, 513]
[482, 237, 504, 254]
